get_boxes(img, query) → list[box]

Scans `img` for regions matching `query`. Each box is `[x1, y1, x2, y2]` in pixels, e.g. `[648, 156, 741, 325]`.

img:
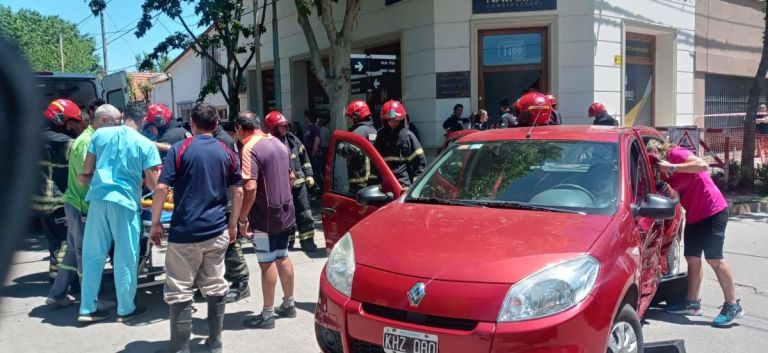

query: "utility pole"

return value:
[251, 0, 265, 115]
[100, 10, 108, 75]
[272, 0, 282, 110]
[59, 34, 65, 71]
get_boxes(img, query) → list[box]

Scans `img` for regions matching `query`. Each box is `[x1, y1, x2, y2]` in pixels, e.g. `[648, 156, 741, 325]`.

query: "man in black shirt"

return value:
[442, 104, 468, 133]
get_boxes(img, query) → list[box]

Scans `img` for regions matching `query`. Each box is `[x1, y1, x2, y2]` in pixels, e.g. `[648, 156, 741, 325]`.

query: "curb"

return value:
[728, 199, 768, 216]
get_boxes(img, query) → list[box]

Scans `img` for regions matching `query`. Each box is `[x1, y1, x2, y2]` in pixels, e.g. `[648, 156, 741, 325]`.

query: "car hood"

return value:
[350, 202, 612, 284]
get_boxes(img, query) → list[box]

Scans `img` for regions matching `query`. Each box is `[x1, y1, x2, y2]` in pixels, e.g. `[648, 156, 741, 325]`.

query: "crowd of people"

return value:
[33, 93, 435, 351]
[441, 92, 618, 135]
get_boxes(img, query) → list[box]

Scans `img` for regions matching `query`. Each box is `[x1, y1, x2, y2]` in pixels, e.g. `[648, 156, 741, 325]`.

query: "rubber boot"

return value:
[168, 301, 193, 353]
[205, 296, 226, 353]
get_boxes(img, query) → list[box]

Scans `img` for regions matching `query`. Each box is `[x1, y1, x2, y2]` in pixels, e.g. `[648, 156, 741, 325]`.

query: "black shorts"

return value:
[252, 228, 291, 263]
[683, 209, 728, 260]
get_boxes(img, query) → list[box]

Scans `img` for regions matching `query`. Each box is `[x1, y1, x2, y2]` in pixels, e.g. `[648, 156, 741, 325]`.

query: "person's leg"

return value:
[686, 256, 704, 301]
[195, 233, 229, 353]
[667, 220, 704, 315]
[294, 185, 317, 252]
[259, 261, 278, 309]
[40, 208, 68, 281]
[708, 259, 737, 302]
[47, 205, 81, 303]
[164, 240, 202, 353]
[703, 210, 744, 325]
[79, 200, 112, 316]
[223, 237, 250, 302]
[108, 203, 141, 317]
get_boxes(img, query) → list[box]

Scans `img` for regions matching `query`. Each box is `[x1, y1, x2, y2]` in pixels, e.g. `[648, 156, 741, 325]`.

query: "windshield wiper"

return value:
[407, 197, 484, 207]
[474, 201, 586, 215]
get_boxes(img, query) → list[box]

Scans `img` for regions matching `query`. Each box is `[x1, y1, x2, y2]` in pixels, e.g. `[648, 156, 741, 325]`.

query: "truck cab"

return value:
[35, 71, 130, 112]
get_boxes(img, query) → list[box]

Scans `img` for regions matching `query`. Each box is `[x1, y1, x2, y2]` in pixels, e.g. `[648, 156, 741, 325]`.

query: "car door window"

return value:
[330, 140, 382, 198]
[629, 139, 651, 203]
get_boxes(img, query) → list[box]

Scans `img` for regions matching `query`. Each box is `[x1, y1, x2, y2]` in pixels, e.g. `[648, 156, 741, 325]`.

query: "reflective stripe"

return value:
[38, 161, 69, 168]
[407, 148, 425, 161]
[349, 157, 371, 184]
[291, 154, 297, 159]
[298, 230, 314, 239]
[293, 177, 306, 187]
[302, 162, 312, 169]
[383, 156, 405, 162]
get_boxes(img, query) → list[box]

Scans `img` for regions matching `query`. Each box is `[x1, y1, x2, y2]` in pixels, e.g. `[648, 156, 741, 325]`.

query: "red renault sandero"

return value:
[316, 125, 684, 353]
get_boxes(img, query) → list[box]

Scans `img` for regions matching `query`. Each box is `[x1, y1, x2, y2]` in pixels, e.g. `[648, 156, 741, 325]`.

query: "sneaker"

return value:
[77, 309, 110, 324]
[666, 299, 703, 316]
[275, 304, 297, 318]
[225, 284, 251, 304]
[116, 306, 149, 323]
[243, 314, 275, 329]
[712, 300, 744, 326]
[300, 239, 318, 253]
[45, 295, 75, 308]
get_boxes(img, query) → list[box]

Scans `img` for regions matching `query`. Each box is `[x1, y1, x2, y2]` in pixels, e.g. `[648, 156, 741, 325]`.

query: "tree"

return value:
[742, 0, 768, 188]
[134, 52, 171, 72]
[136, 0, 268, 121]
[295, 0, 364, 129]
[0, 6, 101, 73]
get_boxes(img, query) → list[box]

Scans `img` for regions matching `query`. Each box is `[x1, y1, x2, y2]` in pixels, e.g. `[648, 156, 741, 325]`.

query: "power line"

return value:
[105, 10, 137, 57]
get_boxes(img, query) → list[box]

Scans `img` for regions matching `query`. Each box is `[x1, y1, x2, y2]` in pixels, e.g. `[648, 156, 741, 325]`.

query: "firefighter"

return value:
[145, 103, 191, 158]
[264, 111, 318, 253]
[374, 100, 427, 189]
[338, 100, 378, 194]
[35, 99, 84, 281]
[547, 94, 562, 125]
[512, 92, 553, 127]
[589, 102, 619, 126]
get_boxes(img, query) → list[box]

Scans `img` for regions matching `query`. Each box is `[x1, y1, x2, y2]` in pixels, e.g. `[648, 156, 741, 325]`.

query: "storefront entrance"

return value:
[478, 27, 548, 121]
[624, 33, 655, 126]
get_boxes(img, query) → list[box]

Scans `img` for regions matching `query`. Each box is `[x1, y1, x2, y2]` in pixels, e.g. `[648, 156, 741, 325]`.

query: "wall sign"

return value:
[473, 0, 556, 14]
[626, 39, 652, 58]
[436, 71, 470, 99]
[482, 33, 542, 66]
[614, 55, 623, 66]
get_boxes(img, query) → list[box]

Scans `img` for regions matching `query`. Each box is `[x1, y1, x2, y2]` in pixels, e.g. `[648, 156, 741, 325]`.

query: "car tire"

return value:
[607, 304, 644, 353]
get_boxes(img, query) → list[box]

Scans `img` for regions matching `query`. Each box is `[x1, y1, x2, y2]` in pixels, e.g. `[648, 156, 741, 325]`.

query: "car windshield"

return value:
[408, 140, 619, 215]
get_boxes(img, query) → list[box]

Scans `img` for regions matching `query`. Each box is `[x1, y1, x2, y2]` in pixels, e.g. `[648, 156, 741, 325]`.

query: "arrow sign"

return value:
[354, 61, 364, 73]
[373, 78, 381, 90]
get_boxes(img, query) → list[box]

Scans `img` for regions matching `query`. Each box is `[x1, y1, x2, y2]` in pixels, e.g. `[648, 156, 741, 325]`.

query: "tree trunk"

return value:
[327, 44, 352, 130]
[742, 1, 768, 188]
[253, 46, 264, 116]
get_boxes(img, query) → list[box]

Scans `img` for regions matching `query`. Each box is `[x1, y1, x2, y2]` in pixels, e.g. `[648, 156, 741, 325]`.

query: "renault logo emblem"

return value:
[408, 282, 426, 307]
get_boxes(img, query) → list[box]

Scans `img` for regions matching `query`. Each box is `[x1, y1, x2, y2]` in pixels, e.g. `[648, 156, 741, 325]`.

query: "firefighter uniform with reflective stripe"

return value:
[339, 120, 378, 193]
[374, 122, 427, 189]
[282, 132, 316, 244]
[33, 122, 72, 280]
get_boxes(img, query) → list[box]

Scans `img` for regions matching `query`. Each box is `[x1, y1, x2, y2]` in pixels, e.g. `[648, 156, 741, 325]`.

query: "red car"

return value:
[317, 126, 684, 353]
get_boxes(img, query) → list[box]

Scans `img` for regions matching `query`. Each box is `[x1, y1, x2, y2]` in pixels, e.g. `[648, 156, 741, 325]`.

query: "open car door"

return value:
[102, 70, 130, 111]
[321, 131, 403, 250]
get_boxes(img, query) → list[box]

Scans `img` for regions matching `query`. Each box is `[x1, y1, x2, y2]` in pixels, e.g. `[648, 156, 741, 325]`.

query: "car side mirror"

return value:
[634, 194, 677, 220]
[356, 185, 394, 206]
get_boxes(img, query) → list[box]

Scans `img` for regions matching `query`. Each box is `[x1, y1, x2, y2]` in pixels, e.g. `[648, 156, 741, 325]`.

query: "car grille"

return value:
[351, 339, 385, 353]
[362, 303, 479, 331]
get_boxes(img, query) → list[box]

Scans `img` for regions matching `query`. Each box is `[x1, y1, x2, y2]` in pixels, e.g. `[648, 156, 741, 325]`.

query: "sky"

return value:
[2, 0, 201, 73]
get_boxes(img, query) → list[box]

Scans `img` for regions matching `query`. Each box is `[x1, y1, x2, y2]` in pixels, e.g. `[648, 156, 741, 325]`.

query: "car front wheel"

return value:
[607, 304, 644, 353]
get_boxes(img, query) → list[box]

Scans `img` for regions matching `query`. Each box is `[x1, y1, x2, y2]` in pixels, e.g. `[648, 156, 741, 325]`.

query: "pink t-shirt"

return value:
[666, 147, 728, 224]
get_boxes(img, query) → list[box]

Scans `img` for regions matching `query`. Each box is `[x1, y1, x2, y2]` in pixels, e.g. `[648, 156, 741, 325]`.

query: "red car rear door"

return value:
[321, 131, 403, 250]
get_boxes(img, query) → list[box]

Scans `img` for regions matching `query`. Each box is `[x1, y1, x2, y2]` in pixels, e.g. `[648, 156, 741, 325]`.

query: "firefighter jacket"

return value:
[374, 122, 427, 189]
[33, 122, 73, 216]
[338, 120, 377, 189]
[282, 132, 314, 188]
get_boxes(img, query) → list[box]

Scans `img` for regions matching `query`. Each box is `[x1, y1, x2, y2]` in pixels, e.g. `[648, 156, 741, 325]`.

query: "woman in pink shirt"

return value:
[646, 140, 743, 326]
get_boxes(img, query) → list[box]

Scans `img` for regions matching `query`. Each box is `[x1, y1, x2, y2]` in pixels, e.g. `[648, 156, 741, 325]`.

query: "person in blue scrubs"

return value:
[77, 103, 161, 324]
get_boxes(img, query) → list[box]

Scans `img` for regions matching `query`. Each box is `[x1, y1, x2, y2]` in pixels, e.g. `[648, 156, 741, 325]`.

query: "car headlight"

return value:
[326, 232, 355, 297]
[498, 255, 599, 322]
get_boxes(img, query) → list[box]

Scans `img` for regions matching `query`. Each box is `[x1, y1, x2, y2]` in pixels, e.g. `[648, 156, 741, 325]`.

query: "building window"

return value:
[704, 74, 768, 124]
[177, 101, 194, 121]
[202, 46, 220, 86]
[478, 27, 548, 120]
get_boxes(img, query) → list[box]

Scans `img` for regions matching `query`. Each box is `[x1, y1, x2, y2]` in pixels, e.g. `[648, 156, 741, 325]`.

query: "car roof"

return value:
[457, 125, 630, 143]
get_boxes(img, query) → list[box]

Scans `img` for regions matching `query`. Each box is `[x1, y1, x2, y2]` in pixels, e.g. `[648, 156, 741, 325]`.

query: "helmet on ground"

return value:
[345, 100, 372, 122]
[546, 94, 557, 106]
[44, 99, 82, 126]
[588, 102, 607, 118]
[264, 111, 290, 132]
[380, 100, 406, 122]
[513, 92, 551, 126]
[145, 103, 173, 126]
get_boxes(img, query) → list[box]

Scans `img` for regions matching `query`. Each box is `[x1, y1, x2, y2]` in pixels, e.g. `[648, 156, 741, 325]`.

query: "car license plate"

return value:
[383, 327, 438, 353]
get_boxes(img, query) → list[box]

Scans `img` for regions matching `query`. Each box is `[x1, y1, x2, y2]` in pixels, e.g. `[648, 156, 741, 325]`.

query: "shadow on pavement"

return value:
[189, 309, 255, 333]
[16, 233, 49, 253]
[1, 270, 52, 299]
[117, 340, 166, 353]
[295, 301, 316, 314]
[644, 308, 740, 329]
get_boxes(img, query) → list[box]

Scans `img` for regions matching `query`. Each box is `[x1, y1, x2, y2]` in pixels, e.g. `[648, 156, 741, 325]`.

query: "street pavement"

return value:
[1, 212, 767, 353]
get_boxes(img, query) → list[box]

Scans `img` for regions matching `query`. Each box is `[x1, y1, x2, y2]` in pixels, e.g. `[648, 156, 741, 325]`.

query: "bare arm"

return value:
[155, 142, 171, 152]
[143, 166, 162, 191]
[228, 185, 244, 229]
[78, 152, 96, 185]
[658, 155, 709, 174]
[149, 183, 169, 246]
[240, 179, 257, 221]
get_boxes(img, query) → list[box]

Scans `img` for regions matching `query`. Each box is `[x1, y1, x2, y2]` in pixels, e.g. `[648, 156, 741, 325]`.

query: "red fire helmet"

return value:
[514, 92, 552, 126]
[588, 102, 607, 118]
[264, 111, 290, 132]
[44, 99, 82, 126]
[345, 100, 372, 121]
[145, 103, 173, 126]
[380, 100, 407, 121]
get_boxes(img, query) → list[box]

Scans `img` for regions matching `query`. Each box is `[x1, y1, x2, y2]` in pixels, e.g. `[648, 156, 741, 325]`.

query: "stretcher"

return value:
[135, 206, 170, 288]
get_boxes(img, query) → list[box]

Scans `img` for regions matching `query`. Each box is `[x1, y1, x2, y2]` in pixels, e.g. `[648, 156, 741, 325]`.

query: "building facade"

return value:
[152, 0, 697, 149]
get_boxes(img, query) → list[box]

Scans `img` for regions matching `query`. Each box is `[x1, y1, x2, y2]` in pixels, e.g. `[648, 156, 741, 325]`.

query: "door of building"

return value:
[625, 33, 655, 127]
[478, 27, 549, 121]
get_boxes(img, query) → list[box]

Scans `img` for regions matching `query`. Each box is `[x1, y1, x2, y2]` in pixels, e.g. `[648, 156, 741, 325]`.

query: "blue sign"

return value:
[473, 0, 556, 14]
[482, 33, 542, 66]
